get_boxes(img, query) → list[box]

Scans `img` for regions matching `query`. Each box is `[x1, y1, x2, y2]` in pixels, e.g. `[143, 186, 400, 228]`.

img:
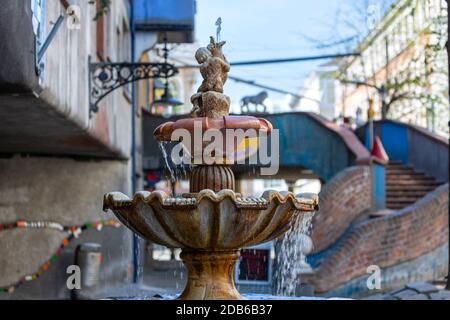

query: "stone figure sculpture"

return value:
[190, 37, 231, 118]
[104, 27, 319, 300]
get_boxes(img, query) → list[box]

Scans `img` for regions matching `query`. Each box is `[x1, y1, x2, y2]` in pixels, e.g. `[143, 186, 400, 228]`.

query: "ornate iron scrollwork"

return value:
[89, 57, 178, 116]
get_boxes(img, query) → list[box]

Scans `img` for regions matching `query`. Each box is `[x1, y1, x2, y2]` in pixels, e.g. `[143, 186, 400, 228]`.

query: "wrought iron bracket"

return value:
[88, 56, 179, 117]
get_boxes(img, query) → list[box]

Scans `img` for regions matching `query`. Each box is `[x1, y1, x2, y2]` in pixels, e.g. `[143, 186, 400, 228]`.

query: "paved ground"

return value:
[365, 282, 450, 300]
[97, 266, 450, 301]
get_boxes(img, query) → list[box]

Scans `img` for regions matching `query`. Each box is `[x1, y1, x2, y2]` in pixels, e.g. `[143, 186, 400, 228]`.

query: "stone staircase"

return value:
[386, 161, 443, 210]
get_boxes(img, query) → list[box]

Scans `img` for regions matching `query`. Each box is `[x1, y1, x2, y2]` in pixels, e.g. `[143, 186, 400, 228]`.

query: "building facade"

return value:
[0, 0, 135, 299]
[0, 0, 196, 299]
[336, 0, 448, 136]
[291, 62, 342, 121]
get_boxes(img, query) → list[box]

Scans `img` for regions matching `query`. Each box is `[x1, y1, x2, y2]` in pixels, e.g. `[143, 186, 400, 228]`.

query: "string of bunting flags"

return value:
[0, 219, 122, 294]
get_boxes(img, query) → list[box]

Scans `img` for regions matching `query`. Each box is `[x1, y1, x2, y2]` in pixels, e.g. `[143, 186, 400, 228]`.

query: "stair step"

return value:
[386, 199, 417, 204]
[386, 179, 438, 185]
[386, 203, 417, 208]
[386, 170, 424, 176]
[387, 186, 435, 191]
[388, 160, 404, 165]
[385, 169, 416, 174]
[384, 162, 441, 211]
[386, 174, 435, 181]
[386, 185, 438, 191]
[387, 191, 429, 197]
[386, 196, 420, 202]
[386, 166, 413, 171]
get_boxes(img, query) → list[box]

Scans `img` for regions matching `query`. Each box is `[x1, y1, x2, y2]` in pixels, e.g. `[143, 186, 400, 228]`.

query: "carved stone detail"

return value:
[190, 165, 235, 193]
[190, 37, 231, 118]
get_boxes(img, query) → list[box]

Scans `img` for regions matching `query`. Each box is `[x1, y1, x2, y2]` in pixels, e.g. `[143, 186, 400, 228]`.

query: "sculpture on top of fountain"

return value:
[190, 36, 231, 118]
[199, 37, 229, 92]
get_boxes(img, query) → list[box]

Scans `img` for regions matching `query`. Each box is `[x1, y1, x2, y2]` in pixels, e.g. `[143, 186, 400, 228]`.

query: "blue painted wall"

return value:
[372, 164, 386, 210]
[379, 122, 408, 164]
[143, 112, 359, 182]
[133, 0, 196, 23]
[356, 120, 448, 182]
[264, 114, 351, 181]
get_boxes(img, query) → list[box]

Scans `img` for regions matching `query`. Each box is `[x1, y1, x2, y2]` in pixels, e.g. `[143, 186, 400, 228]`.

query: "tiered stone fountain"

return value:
[103, 36, 318, 300]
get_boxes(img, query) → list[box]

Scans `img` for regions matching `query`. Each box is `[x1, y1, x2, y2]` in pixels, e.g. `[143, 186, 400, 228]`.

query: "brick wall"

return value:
[309, 184, 449, 293]
[312, 166, 372, 253]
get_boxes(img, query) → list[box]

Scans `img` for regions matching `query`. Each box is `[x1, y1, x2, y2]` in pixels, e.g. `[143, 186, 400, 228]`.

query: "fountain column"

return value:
[190, 165, 235, 192]
[179, 250, 242, 300]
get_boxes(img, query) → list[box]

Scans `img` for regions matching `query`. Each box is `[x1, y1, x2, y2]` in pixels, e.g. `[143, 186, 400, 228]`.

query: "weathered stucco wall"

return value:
[0, 156, 133, 299]
[40, 0, 132, 154]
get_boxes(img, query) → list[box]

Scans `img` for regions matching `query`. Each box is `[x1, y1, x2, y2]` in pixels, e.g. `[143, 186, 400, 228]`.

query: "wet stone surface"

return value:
[366, 282, 450, 300]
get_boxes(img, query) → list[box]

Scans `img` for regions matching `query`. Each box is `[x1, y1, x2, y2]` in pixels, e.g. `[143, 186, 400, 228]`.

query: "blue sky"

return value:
[195, 0, 346, 106]
[194, 0, 395, 108]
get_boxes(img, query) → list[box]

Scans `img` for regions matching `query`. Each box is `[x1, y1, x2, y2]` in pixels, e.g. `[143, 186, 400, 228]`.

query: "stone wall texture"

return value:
[312, 165, 372, 253]
[309, 183, 449, 294]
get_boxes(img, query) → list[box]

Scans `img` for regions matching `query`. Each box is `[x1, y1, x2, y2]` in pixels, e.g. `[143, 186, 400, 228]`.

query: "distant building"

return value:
[291, 62, 341, 121]
[336, 0, 448, 136]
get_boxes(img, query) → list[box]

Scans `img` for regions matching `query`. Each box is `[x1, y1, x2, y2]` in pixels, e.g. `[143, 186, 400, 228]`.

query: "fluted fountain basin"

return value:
[103, 189, 318, 300]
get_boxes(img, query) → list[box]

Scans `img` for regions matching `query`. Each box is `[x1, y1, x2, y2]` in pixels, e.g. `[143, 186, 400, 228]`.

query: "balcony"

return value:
[0, 0, 131, 158]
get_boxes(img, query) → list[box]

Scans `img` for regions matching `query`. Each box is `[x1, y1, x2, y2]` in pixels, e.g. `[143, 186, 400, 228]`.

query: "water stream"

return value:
[275, 211, 315, 296]
[158, 141, 176, 186]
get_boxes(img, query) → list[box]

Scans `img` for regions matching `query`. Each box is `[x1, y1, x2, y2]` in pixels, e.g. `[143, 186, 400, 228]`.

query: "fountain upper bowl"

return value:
[153, 116, 273, 141]
[153, 116, 273, 164]
[103, 189, 318, 250]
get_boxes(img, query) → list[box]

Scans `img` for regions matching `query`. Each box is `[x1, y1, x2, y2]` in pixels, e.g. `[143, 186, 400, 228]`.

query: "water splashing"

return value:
[275, 210, 315, 297]
[158, 141, 176, 183]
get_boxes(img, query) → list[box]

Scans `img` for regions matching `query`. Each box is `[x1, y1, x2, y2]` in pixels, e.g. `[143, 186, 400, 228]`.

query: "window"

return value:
[407, 12, 414, 40]
[424, 0, 431, 19]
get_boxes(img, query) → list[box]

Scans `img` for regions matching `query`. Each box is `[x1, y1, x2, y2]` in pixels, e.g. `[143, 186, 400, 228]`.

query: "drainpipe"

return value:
[382, 37, 389, 119]
[367, 98, 375, 151]
[130, 0, 140, 285]
[445, 0, 450, 290]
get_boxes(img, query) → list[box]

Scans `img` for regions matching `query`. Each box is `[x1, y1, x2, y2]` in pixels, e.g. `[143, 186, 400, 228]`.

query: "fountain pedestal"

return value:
[179, 250, 241, 300]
